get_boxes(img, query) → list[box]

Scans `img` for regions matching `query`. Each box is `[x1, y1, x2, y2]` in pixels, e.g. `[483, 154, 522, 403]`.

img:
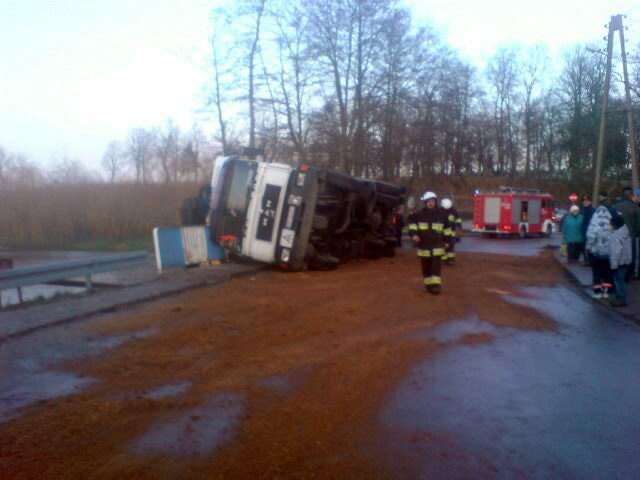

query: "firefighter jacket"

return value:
[445, 207, 462, 238]
[408, 207, 450, 257]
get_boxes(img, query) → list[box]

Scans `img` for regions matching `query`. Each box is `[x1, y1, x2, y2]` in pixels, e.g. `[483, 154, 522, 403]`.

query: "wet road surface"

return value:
[2, 235, 639, 478]
[381, 285, 640, 479]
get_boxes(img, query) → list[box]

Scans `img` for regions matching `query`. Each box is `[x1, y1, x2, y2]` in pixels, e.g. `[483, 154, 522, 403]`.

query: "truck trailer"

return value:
[207, 155, 406, 271]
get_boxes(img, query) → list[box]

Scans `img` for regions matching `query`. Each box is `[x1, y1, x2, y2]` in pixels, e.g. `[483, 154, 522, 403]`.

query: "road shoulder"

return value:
[0, 263, 263, 341]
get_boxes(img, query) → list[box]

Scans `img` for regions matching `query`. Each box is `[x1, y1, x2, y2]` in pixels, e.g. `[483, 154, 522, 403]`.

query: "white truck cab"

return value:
[208, 154, 405, 271]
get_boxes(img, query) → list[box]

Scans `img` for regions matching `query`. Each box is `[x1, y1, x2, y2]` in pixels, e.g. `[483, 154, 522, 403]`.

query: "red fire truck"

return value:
[472, 187, 556, 238]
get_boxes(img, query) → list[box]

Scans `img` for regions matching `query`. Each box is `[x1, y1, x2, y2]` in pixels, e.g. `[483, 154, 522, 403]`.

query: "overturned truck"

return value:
[207, 155, 406, 270]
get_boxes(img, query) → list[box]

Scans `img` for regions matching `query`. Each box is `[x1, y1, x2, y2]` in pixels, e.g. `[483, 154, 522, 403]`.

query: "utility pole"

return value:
[593, 14, 638, 206]
[620, 20, 638, 191]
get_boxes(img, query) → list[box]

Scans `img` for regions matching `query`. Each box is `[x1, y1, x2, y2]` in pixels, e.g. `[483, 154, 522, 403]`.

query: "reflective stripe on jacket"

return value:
[408, 207, 450, 255]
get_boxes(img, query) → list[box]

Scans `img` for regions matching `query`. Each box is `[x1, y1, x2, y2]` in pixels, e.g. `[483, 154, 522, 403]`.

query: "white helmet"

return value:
[441, 198, 453, 210]
[421, 191, 437, 202]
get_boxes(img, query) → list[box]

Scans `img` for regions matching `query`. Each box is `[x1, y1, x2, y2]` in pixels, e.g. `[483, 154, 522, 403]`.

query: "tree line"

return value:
[207, 0, 640, 185]
[3, 1, 640, 189]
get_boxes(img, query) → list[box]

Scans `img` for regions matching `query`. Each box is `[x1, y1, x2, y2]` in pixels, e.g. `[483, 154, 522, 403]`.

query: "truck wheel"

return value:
[312, 214, 329, 230]
[383, 244, 396, 257]
[544, 223, 553, 237]
[519, 226, 527, 239]
[311, 254, 339, 270]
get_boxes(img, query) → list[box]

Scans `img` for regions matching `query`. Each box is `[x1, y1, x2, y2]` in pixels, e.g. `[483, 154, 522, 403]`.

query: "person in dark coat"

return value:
[408, 191, 450, 295]
[598, 191, 618, 217]
[614, 186, 640, 280]
[391, 207, 405, 247]
[581, 195, 595, 266]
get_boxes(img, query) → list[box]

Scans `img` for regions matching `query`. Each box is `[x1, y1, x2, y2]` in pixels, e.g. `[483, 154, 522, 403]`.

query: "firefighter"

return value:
[408, 191, 450, 294]
[441, 198, 462, 265]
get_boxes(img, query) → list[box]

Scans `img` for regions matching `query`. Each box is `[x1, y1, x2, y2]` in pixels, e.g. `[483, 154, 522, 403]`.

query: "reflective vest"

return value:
[444, 207, 462, 237]
[407, 207, 450, 257]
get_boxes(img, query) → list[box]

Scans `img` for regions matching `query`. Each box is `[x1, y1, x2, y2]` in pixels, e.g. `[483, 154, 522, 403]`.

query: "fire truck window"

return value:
[521, 201, 529, 222]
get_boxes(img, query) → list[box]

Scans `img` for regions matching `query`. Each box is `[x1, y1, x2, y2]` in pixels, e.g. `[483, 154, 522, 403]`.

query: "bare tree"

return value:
[210, 16, 229, 154]
[521, 46, 548, 175]
[487, 48, 519, 175]
[101, 141, 126, 182]
[181, 124, 207, 181]
[126, 128, 156, 183]
[156, 119, 181, 183]
[49, 156, 96, 184]
[272, 2, 312, 162]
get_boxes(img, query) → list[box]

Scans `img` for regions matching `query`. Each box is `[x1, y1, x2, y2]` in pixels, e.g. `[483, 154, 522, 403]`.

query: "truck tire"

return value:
[312, 214, 329, 230]
[383, 238, 396, 257]
[519, 225, 527, 239]
[311, 254, 340, 270]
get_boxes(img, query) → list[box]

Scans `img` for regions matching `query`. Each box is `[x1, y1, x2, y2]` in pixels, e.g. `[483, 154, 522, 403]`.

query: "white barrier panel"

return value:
[153, 226, 225, 272]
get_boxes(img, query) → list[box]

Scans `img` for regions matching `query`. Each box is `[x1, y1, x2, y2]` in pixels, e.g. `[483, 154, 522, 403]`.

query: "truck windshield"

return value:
[210, 160, 257, 241]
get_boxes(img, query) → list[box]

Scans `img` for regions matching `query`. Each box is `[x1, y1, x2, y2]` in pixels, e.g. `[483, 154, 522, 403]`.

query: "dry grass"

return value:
[0, 182, 199, 249]
[0, 174, 621, 250]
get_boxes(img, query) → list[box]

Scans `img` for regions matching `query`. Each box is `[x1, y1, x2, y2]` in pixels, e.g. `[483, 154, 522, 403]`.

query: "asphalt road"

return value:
[1, 235, 639, 479]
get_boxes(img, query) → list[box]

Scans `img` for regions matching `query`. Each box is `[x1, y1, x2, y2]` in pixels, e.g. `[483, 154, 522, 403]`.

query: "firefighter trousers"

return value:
[420, 256, 442, 287]
[444, 235, 456, 262]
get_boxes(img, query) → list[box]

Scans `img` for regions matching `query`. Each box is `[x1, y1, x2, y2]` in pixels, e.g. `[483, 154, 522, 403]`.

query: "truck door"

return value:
[511, 198, 521, 225]
[484, 197, 501, 224]
[243, 163, 292, 263]
[528, 199, 541, 226]
[520, 201, 529, 222]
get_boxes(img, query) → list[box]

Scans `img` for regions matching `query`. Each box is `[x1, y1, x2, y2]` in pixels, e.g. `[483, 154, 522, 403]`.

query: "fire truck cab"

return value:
[472, 187, 555, 238]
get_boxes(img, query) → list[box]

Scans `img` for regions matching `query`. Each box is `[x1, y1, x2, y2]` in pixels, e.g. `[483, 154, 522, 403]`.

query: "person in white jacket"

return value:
[610, 214, 633, 307]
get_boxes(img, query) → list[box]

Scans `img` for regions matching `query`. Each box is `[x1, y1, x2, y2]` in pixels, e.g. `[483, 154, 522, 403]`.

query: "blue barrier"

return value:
[153, 226, 225, 271]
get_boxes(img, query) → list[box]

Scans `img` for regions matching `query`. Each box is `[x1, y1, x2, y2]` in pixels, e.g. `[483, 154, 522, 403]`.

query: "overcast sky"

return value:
[2, 0, 640, 171]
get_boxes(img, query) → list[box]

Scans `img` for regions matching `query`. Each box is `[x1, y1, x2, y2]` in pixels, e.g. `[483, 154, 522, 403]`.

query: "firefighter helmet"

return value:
[421, 191, 437, 202]
[441, 198, 453, 210]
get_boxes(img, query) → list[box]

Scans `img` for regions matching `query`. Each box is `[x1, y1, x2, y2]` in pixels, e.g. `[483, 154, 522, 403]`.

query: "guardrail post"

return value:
[85, 274, 93, 291]
[17, 287, 24, 304]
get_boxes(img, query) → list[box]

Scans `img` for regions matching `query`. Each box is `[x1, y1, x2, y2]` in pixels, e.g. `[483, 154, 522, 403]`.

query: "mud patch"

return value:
[132, 393, 245, 457]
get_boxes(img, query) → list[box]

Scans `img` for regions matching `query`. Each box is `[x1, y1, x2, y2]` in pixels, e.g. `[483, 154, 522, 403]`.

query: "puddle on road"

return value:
[0, 327, 161, 424]
[381, 285, 640, 479]
[143, 381, 192, 400]
[413, 314, 501, 344]
[132, 393, 245, 457]
[0, 284, 86, 308]
[86, 327, 159, 350]
[0, 371, 95, 424]
[456, 235, 560, 258]
[257, 366, 313, 395]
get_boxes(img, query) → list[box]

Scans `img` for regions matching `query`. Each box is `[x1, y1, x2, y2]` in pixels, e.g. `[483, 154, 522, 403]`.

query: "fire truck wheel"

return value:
[519, 226, 527, 239]
[544, 223, 553, 237]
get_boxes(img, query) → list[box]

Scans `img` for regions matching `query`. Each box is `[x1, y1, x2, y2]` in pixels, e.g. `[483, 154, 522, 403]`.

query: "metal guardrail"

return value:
[0, 251, 148, 307]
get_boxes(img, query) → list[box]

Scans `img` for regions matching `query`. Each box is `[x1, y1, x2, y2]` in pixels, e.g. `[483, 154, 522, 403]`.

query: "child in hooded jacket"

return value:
[586, 206, 614, 298]
[610, 214, 633, 307]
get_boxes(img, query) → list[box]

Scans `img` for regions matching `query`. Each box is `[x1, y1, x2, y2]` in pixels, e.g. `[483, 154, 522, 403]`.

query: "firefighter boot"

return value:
[430, 285, 441, 295]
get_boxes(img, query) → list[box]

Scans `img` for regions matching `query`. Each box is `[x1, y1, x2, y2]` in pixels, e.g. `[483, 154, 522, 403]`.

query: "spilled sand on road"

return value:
[1, 249, 563, 479]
